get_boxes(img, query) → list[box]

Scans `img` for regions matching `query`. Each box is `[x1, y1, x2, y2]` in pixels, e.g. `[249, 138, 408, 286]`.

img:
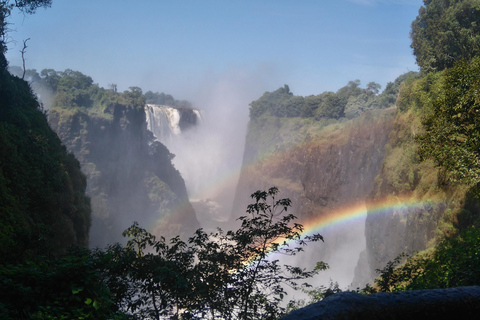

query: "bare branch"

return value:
[20, 37, 29, 79]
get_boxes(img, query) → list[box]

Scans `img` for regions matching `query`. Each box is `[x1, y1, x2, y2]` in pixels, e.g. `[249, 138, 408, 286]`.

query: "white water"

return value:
[145, 103, 246, 227]
[145, 104, 182, 144]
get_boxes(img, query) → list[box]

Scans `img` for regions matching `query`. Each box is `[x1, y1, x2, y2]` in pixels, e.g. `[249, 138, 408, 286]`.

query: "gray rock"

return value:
[281, 286, 480, 320]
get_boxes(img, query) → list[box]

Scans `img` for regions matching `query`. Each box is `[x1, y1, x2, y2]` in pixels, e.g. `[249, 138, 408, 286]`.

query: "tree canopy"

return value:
[416, 57, 480, 186]
[410, 0, 480, 73]
[0, 188, 326, 320]
[248, 77, 413, 121]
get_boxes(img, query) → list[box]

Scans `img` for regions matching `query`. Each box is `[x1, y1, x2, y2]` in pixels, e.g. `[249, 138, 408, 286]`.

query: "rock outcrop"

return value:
[281, 286, 480, 320]
[49, 102, 199, 247]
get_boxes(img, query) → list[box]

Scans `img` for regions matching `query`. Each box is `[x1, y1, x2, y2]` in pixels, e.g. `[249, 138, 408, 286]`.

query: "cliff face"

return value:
[357, 84, 473, 287]
[49, 101, 199, 247]
[235, 75, 479, 288]
[233, 109, 396, 285]
[0, 68, 90, 262]
[235, 108, 395, 218]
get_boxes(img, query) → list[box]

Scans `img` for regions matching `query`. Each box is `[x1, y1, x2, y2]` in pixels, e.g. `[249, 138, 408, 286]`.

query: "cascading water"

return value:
[193, 109, 202, 123]
[144, 98, 249, 231]
[145, 104, 225, 227]
[145, 104, 182, 144]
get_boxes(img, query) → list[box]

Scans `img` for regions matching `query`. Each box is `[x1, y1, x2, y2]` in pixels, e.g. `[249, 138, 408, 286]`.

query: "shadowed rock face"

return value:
[281, 286, 480, 320]
[177, 107, 199, 131]
[233, 109, 396, 285]
[235, 109, 395, 219]
[49, 103, 199, 247]
[356, 109, 459, 287]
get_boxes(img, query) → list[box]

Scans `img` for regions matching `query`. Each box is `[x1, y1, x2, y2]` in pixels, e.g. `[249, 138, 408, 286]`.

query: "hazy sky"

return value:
[5, 0, 421, 105]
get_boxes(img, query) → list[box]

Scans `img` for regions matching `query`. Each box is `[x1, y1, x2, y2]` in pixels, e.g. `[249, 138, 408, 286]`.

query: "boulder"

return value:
[281, 286, 480, 320]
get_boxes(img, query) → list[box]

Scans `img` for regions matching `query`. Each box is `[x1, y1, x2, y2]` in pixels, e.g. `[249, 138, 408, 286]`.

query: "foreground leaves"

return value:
[1, 187, 325, 320]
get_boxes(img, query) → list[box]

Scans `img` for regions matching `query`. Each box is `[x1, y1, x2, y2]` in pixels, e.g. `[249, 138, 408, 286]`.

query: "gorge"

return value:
[13, 66, 471, 291]
[2, 0, 480, 318]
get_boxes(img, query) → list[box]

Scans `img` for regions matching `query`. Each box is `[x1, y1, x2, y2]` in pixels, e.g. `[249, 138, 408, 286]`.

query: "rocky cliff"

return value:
[356, 76, 475, 287]
[48, 91, 199, 247]
[234, 85, 475, 288]
[233, 109, 396, 286]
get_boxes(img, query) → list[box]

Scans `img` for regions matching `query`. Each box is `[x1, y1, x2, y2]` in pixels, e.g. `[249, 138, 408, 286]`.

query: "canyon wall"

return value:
[49, 102, 199, 247]
[233, 109, 396, 286]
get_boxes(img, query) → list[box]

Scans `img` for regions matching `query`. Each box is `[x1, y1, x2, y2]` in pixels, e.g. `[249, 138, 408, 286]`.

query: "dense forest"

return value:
[1, 0, 480, 319]
[0, 0, 90, 263]
[248, 73, 417, 121]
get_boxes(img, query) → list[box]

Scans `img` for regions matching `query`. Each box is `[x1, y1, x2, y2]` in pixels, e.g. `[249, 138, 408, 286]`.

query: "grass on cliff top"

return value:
[248, 108, 395, 163]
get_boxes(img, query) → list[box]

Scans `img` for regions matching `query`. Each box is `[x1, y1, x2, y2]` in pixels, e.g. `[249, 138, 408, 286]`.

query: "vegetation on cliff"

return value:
[4, 65, 201, 246]
[0, 1, 90, 263]
[363, 0, 480, 291]
[0, 64, 91, 263]
[364, 56, 480, 294]
[248, 73, 417, 122]
[236, 0, 480, 296]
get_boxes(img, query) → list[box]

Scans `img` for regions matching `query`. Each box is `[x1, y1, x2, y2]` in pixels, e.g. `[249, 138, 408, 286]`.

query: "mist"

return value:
[151, 66, 277, 227]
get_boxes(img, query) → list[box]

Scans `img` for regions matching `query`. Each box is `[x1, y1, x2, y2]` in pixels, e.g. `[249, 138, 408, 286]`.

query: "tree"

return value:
[249, 86, 296, 120]
[366, 82, 381, 96]
[316, 91, 343, 119]
[410, 0, 480, 73]
[0, 0, 52, 56]
[302, 94, 323, 118]
[118, 187, 326, 319]
[0, 247, 130, 320]
[344, 93, 369, 120]
[336, 80, 363, 110]
[416, 57, 480, 186]
[0, 187, 325, 319]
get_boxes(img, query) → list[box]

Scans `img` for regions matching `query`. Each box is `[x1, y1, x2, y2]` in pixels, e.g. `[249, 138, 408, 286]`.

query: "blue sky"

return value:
[5, 0, 421, 106]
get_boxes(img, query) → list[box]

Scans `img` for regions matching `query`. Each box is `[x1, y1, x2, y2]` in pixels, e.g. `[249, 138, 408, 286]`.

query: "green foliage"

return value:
[315, 91, 343, 119]
[24, 67, 196, 246]
[0, 247, 130, 320]
[118, 187, 325, 320]
[416, 57, 480, 186]
[1, 188, 323, 319]
[369, 227, 480, 293]
[0, 66, 91, 263]
[344, 93, 369, 119]
[396, 70, 444, 113]
[410, 0, 480, 73]
[1, 188, 325, 320]
[286, 280, 341, 313]
[335, 79, 363, 111]
[249, 85, 296, 119]
[145, 91, 192, 108]
[249, 78, 408, 121]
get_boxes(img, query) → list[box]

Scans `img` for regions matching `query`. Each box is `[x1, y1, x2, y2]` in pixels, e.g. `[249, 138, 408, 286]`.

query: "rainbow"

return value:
[240, 197, 439, 266]
[299, 197, 436, 237]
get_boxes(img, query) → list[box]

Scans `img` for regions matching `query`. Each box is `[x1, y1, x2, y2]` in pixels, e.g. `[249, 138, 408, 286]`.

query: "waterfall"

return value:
[145, 104, 182, 144]
[193, 109, 202, 123]
[144, 102, 245, 229]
